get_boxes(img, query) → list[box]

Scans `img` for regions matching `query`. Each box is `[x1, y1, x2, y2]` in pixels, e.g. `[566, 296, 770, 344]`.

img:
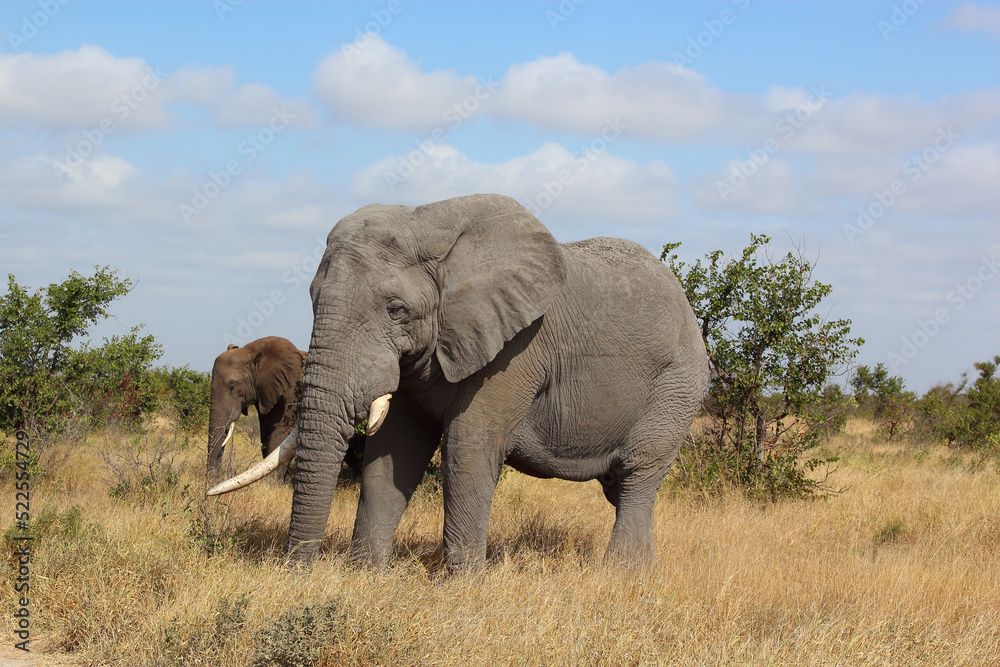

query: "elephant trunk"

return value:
[285, 319, 400, 565]
[285, 364, 358, 564]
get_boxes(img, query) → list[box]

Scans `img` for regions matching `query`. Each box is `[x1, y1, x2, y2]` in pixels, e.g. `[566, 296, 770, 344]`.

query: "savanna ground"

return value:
[3, 418, 1000, 666]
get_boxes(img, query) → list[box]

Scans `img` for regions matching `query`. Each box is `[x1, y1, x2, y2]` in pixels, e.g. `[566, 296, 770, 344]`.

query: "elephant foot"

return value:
[284, 539, 324, 567]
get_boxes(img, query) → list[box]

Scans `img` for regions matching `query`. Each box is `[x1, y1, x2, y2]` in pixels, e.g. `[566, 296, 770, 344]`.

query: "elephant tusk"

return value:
[221, 422, 235, 451]
[366, 393, 392, 435]
[206, 427, 298, 497]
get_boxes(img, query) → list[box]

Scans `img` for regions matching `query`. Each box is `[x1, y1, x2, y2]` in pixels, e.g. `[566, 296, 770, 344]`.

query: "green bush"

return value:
[912, 358, 1000, 454]
[663, 235, 861, 499]
[951, 356, 1000, 452]
[158, 594, 249, 666]
[851, 363, 915, 441]
[149, 365, 211, 431]
[800, 383, 855, 442]
[251, 600, 350, 667]
[3, 504, 99, 553]
[912, 383, 965, 445]
[0, 267, 161, 435]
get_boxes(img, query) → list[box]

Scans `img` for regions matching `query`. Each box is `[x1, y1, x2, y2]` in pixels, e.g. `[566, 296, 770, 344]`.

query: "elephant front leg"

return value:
[350, 404, 440, 567]
[440, 429, 506, 571]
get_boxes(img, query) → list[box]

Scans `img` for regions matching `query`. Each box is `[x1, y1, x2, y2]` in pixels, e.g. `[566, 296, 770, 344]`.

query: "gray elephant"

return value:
[210, 194, 708, 569]
[206, 336, 363, 484]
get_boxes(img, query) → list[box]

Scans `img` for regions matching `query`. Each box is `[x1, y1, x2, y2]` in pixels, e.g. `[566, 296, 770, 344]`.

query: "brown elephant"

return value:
[207, 336, 363, 484]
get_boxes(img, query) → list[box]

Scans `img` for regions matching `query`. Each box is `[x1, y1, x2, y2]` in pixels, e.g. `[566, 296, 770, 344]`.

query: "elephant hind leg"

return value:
[602, 375, 703, 564]
[603, 470, 661, 565]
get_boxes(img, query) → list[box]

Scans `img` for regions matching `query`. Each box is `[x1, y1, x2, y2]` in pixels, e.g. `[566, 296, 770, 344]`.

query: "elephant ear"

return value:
[255, 341, 306, 415]
[435, 206, 567, 383]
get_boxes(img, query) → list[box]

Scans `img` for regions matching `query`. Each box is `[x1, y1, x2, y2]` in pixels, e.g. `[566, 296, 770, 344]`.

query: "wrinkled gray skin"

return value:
[287, 194, 708, 569]
[207, 337, 307, 484]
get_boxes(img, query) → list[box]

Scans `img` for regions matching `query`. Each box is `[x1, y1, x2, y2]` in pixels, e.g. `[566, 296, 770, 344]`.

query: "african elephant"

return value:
[210, 194, 708, 569]
[206, 336, 364, 484]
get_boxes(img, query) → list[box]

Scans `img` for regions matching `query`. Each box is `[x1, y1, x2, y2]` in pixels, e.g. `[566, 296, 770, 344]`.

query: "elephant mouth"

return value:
[205, 393, 392, 497]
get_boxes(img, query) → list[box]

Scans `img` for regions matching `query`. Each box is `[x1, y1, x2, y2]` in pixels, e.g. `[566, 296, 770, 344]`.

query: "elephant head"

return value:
[209, 194, 566, 563]
[206, 336, 306, 483]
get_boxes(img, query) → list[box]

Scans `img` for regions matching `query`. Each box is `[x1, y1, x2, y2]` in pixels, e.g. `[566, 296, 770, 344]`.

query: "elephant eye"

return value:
[387, 301, 409, 321]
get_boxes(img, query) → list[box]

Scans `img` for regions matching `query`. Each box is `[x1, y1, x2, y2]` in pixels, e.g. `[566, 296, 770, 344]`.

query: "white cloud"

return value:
[940, 2, 1000, 38]
[209, 82, 319, 129]
[492, 52, 749, 142]
[0, 143, 361, 238]
[157, 63, 235, 106]
[309, 38, 1000, 160]
[742, 79, 1000, 159]
[0, 45, 175, 130]
[313, 35, 484, 130]
[0, 151, 172, 221]
[0, 45, 317, 132]
[349, 142, 678, 224]
[692, 157, 805, 214]
[808, 142, 1000, 219]
[763, 85, 819, 113]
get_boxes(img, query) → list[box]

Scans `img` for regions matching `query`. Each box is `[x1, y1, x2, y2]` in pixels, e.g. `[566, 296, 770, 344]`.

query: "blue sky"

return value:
[1, 0, 998, 393]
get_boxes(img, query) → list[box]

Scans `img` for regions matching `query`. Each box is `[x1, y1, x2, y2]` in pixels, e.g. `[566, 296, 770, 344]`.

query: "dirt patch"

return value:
[0, 647, 82, 667]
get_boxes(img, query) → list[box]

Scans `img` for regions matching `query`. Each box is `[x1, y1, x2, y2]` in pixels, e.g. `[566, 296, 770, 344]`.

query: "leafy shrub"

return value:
[912, 358, 1000, 454]
[4, 505, 99, 561]
[157, 595, 249, 666]
[250, 598, 407, 667]
[851, 363, 915, 441]
[251, 600, 350, 667]
[0, 267, 161, 435]
[912, 383, 965, 445]
[662, 235, 861, 499]
[800, 383, 855, 442]
[951, 356, 1000, 452]
[672, 426, 838, 500]
[149, 365, 212, 431]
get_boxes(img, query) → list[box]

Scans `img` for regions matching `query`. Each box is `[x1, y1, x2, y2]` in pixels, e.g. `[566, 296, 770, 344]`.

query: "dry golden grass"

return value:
[3, 418, 1000, 665]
